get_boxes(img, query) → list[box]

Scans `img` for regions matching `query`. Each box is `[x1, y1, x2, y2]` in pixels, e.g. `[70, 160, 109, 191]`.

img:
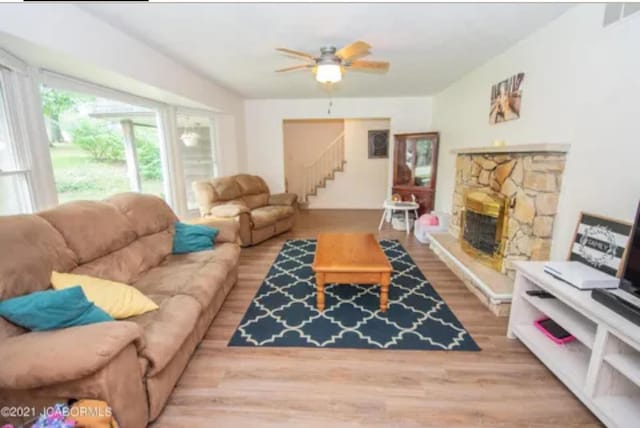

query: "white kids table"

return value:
[378, 200, 420, 236]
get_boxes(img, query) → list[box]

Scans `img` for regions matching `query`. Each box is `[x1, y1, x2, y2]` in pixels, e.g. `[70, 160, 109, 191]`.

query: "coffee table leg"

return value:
[316, 273, 325, 311]
[380, 272, 390, 312]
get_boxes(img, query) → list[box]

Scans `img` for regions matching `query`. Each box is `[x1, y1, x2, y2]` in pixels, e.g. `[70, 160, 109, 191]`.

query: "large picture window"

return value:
[40, 86, 166, 203]
[0, 49, 220, 218]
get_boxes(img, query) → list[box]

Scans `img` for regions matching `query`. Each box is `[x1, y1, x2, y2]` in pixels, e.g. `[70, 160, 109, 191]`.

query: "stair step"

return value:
[304, 157, 347, 200]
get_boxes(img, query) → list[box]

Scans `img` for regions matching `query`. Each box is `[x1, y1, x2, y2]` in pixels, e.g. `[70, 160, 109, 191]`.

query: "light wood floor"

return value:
[152, 210, 601, 428]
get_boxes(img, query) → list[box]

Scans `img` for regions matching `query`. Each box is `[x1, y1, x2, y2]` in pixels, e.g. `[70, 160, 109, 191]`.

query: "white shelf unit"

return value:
[508, 262, 640, 428]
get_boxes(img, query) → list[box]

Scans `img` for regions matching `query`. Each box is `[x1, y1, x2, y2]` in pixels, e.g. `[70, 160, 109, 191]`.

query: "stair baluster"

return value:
[299, 131, 346, 203]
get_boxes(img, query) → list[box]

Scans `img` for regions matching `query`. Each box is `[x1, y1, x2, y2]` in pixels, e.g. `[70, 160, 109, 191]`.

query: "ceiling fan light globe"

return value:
[316, 64, 342, 83]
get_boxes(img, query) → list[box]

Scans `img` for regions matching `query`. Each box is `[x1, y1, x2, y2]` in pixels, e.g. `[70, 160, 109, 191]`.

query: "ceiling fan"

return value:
[275, 41, 390, 83]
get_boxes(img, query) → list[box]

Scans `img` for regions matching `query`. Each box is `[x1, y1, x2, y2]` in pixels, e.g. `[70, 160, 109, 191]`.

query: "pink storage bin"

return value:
[419, 214, 439, 226]
[414, 211, 449, 244]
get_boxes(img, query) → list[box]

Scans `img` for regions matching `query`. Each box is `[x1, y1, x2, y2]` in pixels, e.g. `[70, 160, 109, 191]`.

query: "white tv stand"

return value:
[508, 262, 640, 428]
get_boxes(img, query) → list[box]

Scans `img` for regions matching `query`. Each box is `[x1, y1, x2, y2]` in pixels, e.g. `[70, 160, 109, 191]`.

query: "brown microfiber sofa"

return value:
[193, 174, 297, 246]
[0, 193, 240, 427]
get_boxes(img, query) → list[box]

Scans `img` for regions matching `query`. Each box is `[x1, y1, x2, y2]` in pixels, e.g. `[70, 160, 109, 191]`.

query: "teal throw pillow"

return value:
[0, 286, 113, 332]
[172, 221, 219, 254]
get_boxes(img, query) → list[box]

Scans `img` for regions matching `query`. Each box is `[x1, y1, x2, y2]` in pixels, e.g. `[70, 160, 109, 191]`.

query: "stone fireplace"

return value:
[430, 143, 569, 315]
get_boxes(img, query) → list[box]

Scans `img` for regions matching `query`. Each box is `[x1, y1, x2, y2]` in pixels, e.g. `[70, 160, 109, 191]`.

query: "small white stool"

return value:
[378, 200, 420, 236]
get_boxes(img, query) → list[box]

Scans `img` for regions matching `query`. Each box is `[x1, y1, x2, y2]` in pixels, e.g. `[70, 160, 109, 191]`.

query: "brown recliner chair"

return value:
[193, 174, 297, 246]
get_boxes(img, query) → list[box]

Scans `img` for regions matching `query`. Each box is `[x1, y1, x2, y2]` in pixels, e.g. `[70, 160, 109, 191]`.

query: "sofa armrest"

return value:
[187, 216, 241, 244]
[269, 192, 298, 206]
[208, 202, 250, 218]
[0, 321, 144, 390]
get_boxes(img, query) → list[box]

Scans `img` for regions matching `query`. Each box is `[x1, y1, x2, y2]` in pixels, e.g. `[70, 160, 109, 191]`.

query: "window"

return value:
[176, 112, 217, 211]
[41, 87, 166, 203]
[0, 71, 32, 215]
[0, 50, 220, 217]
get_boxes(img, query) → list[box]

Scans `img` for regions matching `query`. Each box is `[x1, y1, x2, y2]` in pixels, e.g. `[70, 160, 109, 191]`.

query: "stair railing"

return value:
[300, 131, 345, 202]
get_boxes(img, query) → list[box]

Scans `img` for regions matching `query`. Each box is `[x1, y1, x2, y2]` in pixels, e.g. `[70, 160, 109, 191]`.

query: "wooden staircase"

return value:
[299, 131, 346, 204]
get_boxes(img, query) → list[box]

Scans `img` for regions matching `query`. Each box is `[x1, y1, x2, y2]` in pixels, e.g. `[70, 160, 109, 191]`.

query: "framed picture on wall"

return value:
[368, 129, 389, 159]
[489, 72, 525, 124]
[568, 212, 633, 277]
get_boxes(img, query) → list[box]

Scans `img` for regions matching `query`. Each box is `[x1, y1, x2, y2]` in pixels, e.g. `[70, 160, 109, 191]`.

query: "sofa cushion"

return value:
[133, 243, 240, 308]
[71, 230, 173, 284]
[0, 286, 112, 332]
[209, 202, 250, 217]
[211, 176, 243, 201]
[243, 193, 269, 209]
[0, 215, 77, 301]
[162, 243, 240, 270]
[107, 193, 178, 237]
[172, 222, 218, 254]
[51, 272, 158, 319]
[251, 205, 296, 229]
[39, 201, 136, 264]
[235, 174, 269, 195]
[127, 295, 201, 375]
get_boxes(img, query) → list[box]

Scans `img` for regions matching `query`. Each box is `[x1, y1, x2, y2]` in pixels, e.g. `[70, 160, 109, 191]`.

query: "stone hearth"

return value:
[431, 143, 569, 315]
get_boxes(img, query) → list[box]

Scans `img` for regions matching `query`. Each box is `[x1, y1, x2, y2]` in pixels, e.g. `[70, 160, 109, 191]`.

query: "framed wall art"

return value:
[368, 129, 389, 159]
[569, 212, 633, 277]
[489, 72, 525, 124]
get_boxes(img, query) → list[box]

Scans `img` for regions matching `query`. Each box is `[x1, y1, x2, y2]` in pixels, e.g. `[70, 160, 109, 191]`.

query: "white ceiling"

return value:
[82, 3, 571, 99]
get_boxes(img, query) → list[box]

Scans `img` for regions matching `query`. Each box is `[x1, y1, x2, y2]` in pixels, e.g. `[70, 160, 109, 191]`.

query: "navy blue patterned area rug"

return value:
[229, 239, 480, 351]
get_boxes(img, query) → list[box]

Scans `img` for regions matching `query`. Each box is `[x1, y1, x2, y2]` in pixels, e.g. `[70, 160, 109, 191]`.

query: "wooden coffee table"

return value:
[312, 233, 393, 312]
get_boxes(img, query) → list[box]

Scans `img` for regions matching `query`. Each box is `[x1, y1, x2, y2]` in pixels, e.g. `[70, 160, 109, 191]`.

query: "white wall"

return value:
[309, 119, 390, 209]
[0, 4, 246, 173]
[432, 4, 640, 259]
[244, 97, 433, 196]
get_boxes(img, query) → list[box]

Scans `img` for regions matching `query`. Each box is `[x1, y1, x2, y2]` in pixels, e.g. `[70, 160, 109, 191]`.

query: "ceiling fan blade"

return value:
[275, 64, 313, 72]
[348, 60, 390, 72]
[276, 48, 316, 60]
[336, 41, 372, 61]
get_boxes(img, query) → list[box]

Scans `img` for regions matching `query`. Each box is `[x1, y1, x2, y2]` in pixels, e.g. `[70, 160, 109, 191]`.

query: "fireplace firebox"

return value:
[460, 189, 509, 271]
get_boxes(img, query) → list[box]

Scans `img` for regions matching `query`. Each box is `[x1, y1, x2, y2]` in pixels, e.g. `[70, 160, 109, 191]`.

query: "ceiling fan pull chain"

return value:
[326, 83, 334, 115]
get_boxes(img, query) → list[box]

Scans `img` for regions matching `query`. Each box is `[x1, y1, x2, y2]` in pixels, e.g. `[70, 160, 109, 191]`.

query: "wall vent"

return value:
[604, 3, 640, 27]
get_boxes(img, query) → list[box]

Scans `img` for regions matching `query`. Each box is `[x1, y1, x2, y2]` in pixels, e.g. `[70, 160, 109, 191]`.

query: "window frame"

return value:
[176, 107, 219, 215]
[0, 67, 35, 214]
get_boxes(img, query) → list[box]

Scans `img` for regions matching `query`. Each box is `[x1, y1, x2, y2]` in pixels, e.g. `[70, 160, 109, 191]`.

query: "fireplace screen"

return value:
[460, 190, 508, 271]
[463, 211, 500, 254]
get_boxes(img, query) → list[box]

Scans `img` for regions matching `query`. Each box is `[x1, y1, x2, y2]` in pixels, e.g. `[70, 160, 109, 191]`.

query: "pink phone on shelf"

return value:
[533, 317, 576, 344]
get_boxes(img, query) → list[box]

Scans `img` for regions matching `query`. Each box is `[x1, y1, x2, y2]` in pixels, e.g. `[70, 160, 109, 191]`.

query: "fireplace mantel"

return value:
[450, 143, 570, 155]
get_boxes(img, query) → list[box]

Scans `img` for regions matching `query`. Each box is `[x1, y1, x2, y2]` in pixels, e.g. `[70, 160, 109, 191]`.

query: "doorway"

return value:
[282, 118, 344, 197]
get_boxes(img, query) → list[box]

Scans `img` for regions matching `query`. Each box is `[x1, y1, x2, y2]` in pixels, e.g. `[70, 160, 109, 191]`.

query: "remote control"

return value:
[526, 289, 556, 299]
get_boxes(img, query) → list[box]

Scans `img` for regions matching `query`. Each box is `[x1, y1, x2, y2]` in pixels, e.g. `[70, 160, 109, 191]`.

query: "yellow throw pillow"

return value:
[50, 271, 158, 319]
